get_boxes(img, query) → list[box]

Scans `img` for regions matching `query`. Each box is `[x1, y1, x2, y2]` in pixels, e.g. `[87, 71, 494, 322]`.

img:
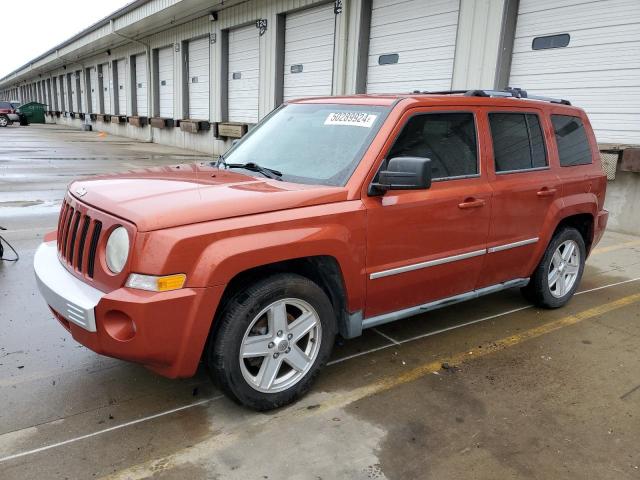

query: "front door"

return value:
[363, 108, 492, 318]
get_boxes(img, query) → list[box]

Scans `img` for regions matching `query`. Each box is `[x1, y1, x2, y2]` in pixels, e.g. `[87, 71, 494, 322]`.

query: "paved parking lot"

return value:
[1, 125, 639, 479]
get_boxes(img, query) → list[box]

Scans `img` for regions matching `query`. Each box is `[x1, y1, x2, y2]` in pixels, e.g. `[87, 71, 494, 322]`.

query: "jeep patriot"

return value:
[34, 89, 608, 410]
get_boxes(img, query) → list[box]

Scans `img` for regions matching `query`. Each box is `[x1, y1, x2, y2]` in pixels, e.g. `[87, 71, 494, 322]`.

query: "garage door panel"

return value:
[511, 44, 640, 75]
[90, 68, 98, 113]
[283, 3, 335, 102]
[513, 24, 640, 53]
[510, 70, 640, 90]
[117, 59, 127, 115]
[370, 12, 458, 40]
[369, 25, 457, 53]
[228, 25, 260, 123]
[372, 0, 458, 25]
[135, 54, 148, 117]
[158, 47, 174, 118]
[366, 0, 459, 93]
[515, 0, 640, 36]
[188, 37, 210, 120]
[101, 64, 111, 114]
[510, 0, 640, 144]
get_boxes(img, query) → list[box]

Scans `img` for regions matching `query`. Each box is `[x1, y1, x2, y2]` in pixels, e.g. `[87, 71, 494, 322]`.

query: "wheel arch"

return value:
[206, 255, 354, 350]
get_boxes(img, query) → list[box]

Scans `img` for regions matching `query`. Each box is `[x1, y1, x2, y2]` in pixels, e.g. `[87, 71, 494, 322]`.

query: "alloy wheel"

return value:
[548, 239, 580, 298]
[239, 298, 322, 393]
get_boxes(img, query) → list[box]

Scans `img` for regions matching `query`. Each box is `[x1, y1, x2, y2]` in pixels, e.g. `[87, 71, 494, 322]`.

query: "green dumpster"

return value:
[18, 102, 46, 124]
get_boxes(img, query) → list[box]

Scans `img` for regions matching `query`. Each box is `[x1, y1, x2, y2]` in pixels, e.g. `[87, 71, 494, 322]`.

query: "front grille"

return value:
[57, 199, 103, 278]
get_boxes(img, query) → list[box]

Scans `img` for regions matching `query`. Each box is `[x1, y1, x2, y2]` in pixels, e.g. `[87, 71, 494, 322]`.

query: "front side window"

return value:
[223, 103, 388, 186]
[551, 115, 592, 166]
[489, 113, 547, 172]
[387, 112, 478, 180]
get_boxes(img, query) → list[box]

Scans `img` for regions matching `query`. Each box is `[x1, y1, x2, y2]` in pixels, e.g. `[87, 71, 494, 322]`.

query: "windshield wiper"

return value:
[224, 162, 283, 181]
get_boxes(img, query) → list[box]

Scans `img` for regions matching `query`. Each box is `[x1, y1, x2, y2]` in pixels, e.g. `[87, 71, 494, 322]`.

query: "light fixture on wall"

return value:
[208, 11, 217, 21]
[106, 49, 111, 56]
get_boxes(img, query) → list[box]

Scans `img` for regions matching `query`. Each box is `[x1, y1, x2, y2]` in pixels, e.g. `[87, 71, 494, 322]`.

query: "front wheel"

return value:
[522, 227, 586, 308]
[208, 273, 336, 410]
[0, 115, 9, 127]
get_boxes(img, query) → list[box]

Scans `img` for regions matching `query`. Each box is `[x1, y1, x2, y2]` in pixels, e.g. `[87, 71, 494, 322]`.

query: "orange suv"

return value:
[34, 89, 608, 410]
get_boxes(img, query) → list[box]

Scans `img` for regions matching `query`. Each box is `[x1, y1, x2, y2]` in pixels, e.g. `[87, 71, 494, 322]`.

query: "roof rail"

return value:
[412, 87, 571, 105]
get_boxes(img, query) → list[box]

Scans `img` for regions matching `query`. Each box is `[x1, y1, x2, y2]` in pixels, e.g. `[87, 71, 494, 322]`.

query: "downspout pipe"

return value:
[110, 20, 154, 143]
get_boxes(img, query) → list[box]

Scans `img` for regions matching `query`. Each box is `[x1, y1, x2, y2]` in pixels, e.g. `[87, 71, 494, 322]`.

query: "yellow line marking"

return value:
[100, 292, 640, 480]
[592, 239, 640, 255]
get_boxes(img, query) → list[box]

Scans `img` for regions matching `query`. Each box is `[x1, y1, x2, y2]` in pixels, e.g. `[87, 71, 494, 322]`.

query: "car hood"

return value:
[69, 163, 349, 231]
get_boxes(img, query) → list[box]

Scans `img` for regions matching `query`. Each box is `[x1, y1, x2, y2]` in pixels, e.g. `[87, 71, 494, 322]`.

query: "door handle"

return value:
[458, 198, 486, 209]
[536, 187, 557, 197]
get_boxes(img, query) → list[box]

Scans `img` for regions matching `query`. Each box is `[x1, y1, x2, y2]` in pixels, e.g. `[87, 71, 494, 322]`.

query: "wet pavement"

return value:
[1, 124, 639, 479]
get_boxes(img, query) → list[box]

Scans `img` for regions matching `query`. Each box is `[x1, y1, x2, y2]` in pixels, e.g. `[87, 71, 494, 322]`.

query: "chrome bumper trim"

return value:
[34, 241, 104, 332]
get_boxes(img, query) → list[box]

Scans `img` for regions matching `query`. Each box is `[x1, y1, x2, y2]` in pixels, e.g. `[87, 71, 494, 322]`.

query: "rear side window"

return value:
[489, 113, 547, 172]
[388, 113, 478, 180]
[551, 115, 592, 166]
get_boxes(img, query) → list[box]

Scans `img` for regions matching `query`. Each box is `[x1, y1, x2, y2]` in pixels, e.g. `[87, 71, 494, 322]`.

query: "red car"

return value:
[34, 89, 607, 410]
[0, 101, 26, 127]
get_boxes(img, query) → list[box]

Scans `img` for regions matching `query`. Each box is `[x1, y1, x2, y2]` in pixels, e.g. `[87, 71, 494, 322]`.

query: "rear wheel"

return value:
[0, 115, 9, 127]
[208, 273, 336, 410]
[522, 227, 586, 308]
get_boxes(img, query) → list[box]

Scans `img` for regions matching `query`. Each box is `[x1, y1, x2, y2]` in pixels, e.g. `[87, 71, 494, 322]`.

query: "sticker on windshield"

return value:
[324, 112, 377, 128]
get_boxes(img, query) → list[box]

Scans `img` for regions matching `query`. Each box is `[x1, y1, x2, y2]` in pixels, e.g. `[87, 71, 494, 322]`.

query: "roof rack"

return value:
[411, 87, 571, 106]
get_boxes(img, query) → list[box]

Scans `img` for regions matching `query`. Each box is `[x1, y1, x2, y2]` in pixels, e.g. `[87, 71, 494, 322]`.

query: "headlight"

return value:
[105, 226, 129, 273]
[126, 273, 186, 292]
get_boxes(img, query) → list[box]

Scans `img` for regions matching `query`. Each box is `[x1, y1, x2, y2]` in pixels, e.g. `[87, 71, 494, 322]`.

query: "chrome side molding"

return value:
[369, 238, 539, 280]
[361, 278, 529, 330]
[487, 237, 539, 253]
[370, 249, 486, 280]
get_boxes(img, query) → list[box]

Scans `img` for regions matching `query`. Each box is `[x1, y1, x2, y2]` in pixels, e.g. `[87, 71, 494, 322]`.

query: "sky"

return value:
[0, 0, 132, 78]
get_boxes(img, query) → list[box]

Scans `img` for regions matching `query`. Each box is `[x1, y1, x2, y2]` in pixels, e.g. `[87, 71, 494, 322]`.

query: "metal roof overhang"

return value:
[0, 0, 243, 88]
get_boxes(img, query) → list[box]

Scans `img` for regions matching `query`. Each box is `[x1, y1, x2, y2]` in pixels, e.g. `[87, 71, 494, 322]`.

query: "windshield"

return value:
[223, 103, 389, 186]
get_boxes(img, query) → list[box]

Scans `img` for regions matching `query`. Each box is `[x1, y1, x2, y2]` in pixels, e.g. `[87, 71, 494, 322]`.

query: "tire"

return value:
[521, 227, 586, 308]
[0, 115, 8, 127]
[208, 273, 336, 410]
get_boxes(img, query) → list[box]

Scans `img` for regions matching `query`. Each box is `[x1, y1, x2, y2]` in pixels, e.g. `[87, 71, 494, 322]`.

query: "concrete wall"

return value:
[605, 170, 640, 236]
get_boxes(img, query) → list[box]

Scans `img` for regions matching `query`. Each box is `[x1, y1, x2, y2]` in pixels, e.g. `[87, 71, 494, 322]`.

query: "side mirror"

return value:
[369, 157, 432, 196]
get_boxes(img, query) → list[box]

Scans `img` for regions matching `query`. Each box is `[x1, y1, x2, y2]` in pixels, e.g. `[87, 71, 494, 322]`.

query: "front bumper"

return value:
[7, 113, 19, 122]
[34, 242, 103, 331]
[34, 241, 224, 378]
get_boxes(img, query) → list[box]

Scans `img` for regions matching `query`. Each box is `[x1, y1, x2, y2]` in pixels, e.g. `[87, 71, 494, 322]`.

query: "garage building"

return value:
[0, 0, 637, 155]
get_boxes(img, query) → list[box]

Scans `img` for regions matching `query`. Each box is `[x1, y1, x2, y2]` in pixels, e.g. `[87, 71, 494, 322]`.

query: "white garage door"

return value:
[366, 0, 460, 93]
[283, 3, 336, 102]
[134, 54, 148, 117]
[116, 59, 127, 115]
[228, 25, 260, 124]
[100, 63, 112, 114]
[68, 74, 77, 112]
[510, 0, 640, 144]
[76, 72, 84, 113]
[188, 37, 210, 120]
[90, 67, 98, 114]
[158, 47, 174, 118]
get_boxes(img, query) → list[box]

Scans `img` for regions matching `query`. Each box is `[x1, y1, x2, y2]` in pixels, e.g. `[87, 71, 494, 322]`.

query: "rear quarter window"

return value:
[551, 115, 592, 166]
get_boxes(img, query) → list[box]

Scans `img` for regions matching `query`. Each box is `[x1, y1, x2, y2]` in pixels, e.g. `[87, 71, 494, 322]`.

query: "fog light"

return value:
[126, 273, 186, 292]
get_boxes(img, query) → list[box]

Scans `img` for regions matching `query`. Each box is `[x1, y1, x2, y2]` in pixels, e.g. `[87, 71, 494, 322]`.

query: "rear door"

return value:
[478, 107, 560, 287]
[363, 107, 492, 318]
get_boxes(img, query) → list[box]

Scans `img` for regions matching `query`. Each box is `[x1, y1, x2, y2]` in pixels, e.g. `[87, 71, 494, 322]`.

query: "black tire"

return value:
[521, 227, 586, 308]
[0, 115, 8, 127]
[208, 273, 336, 410]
